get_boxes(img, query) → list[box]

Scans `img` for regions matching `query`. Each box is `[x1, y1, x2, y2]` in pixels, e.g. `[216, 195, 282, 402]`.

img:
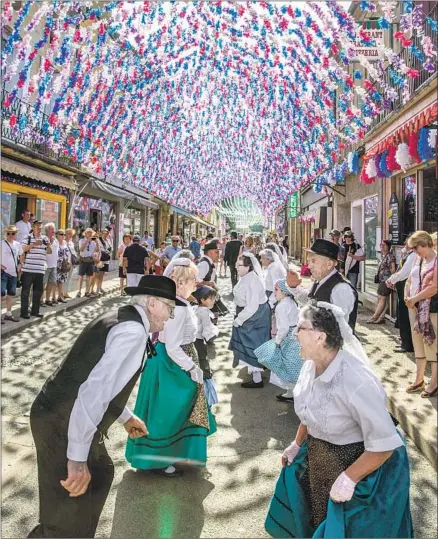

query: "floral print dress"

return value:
[56, 244, 70, 283]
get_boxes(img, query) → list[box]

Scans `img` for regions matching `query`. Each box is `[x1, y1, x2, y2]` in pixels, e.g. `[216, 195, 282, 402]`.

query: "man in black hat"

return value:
[197, 240, 220, 287]
[28, 276, 183, 538]
[287, 238, 358, 331]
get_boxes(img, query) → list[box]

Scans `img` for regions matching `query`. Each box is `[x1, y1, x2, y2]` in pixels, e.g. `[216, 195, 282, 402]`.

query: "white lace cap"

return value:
[163, 257, 190, 277]
[316, 301, 372, 368]
[242, 252, 265, 288]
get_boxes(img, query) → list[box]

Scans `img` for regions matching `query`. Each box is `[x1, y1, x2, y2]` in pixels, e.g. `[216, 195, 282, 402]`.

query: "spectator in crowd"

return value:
[189, 235, 201, 260]
[77, 228, 100, 298]
[95, 229, 112, 295]
[238, 233, 244, 243]
[386, 236, 415, 353]
[142, 230, 154, 250]
[64, 228, 78, 299]
[117, 234, 132, 296]
[42, 223, 59, 307]
[1, 225, 22, 323]
[15, 209, 32, 244]
[29, 213, 36, 226]
[162, 235, 182, 260]
[405, 231, 437, 398]
[368, 240, 396, 324]
[329, 228, 341, 246]
[20, 220, 52, 319]
[219, 236, 228, 277]
[224, 231, 243, 288]
[282, 235, 289, 256]
[55, 230, 70, 304]
[330, 229, 346, 269]
[154, 241, 167, 275]
[240, 235, 255, 256]
[123, 235, 150, 287]
[343, 231, 365, 289]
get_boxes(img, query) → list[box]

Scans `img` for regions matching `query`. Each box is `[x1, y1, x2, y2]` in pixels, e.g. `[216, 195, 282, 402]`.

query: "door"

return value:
[90, 209, 101, 231]
[351, 201, 364, 290]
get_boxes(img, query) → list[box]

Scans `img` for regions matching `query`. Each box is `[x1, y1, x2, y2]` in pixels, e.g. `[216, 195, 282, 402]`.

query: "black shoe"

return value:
[31, 313, 44, 318]
[21, 314, 30, 319]
[152, 467, 183, 478]
[240, 380, 264, 389]
[394, 347, 414, 353]
[276, 394, 294, 402]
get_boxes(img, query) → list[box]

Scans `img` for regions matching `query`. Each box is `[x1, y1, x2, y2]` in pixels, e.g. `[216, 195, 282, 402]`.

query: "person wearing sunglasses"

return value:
[162, 235, 182, 261]
[1, 225, 23, 323]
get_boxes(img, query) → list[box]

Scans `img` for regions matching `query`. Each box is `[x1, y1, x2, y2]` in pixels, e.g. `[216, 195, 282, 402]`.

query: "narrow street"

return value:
[1, 277, 437, 538]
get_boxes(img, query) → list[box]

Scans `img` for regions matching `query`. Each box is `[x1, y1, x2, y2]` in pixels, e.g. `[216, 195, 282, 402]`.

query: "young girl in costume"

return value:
[255, 279, 303, 402]
[126, 259, 217, 477]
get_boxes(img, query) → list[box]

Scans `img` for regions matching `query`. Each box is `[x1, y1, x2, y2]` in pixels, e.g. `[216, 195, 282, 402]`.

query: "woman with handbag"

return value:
[55, 230, 71, 303]
[367, 240, 396, 324]
[77, 228, 100, 298]
[64, 228, 78, 298]
[95, 229, 112, 295]
[405, 231, 437, 398]
[254, 279, 303, 403]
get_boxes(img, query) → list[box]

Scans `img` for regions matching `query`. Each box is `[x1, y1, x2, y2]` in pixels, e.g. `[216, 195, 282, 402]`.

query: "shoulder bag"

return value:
[4, 240, 22, 288]
[99, 237, 111, 262]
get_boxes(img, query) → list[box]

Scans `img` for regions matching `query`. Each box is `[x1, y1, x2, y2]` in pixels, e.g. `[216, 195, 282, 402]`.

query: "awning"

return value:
[1, 156, 77, 189]
[171, 205, 214, 227]
[89, 180, 158, 209]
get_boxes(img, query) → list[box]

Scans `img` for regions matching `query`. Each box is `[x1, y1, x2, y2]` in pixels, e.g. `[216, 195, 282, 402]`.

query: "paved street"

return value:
[1, 277, 437, 538]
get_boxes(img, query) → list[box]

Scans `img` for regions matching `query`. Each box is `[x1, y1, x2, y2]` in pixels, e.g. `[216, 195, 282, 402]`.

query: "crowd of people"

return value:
[2, 213, 436, 537]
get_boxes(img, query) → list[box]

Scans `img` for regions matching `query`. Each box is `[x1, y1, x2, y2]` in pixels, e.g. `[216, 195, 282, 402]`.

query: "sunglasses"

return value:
[6, 232, 17, 236]
[57, 233, 65, 236]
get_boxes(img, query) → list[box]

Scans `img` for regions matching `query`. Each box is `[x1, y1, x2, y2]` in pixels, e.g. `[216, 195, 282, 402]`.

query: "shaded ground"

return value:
[1, 276, 437, 538]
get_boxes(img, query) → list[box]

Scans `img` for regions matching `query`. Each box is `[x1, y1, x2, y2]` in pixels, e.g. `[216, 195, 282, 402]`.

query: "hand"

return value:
[1, 265, 6, 271]
[208, 281, 215, 288]
[385, 279, 392, 288]
[286, 270, 301, 289]
[405, 297, 416, 309]
[60, 460, 91, 497]
[329, 471, 356, 503]
[124, 415, 148, 439]
[282, 441, 301, 467]
[34, 240, 42, 247]
[189, 365, 203, 384]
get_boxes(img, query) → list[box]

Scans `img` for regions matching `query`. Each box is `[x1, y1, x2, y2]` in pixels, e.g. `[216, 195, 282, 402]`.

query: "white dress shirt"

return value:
[233, 271, 267, 326]
[294, 350, 402, 452]
[275, 297, 299, 345]
[67, 305, 150, 461]
[1, 239, 23, 276]
[159, 297, 198, 371]
[195, 306, 219, 341]
[294, 269, 355, 322]
[387, 251, 416, 286]
[15, 219, 31, 243]
[197, 255, 217, 282]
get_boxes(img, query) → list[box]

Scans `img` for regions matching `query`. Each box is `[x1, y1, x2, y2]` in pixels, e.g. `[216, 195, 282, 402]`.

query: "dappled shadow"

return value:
[110, 468, 214, 538]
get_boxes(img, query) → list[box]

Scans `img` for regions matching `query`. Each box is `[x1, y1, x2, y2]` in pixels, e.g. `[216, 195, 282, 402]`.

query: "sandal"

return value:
[373, 318, 386, 324]
[366, 318, 377, 324]
[406, 380, 425, 393]
[421, 387, 438, 398]
[76, 292, 82, 298]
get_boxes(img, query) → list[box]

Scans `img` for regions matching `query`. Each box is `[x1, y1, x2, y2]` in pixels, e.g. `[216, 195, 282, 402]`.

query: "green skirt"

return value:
[125, 342, 217, 470]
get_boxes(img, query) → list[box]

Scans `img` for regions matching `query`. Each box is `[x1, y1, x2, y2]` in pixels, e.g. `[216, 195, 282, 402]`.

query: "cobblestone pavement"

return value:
[1, 277, 437, 538]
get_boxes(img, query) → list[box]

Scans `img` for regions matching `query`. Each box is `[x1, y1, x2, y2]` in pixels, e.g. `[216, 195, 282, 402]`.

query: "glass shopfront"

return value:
[72, 195, 116, 236]
[364, 195, 379, 295]
[124, 208, 142, 235]
[422, 166, 438, 234]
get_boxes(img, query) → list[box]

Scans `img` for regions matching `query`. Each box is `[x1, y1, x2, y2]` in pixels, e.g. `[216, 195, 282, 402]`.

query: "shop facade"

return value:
[1, 157, 76, 231]
[299, 187, 332, 264]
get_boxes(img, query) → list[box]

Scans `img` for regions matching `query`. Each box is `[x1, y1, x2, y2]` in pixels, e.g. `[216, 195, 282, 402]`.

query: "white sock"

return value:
[6, 311, 12, 316]
[282, 388, 295, 398]
[164, 465, 176, 474]
[252, 371, 262, 383]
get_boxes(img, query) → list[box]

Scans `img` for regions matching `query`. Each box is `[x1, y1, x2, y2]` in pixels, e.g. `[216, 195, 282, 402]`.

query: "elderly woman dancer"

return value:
[265, 301, 412, 538]
[126, 259, 217, 477]
[260, 248, 287, 308]
[229, 253, 271, 389]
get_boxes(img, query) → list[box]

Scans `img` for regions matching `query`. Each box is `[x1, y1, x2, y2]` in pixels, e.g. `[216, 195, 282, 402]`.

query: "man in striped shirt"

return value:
[20, 220, 52, 319]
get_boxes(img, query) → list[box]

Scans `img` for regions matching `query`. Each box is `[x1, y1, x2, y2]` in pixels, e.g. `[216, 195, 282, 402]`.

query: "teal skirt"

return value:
[265, 437, 413, 538]
[125, 343, 217, 470]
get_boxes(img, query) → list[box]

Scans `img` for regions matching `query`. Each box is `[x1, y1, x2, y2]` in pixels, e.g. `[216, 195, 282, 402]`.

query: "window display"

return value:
[364, 195, 379, 295]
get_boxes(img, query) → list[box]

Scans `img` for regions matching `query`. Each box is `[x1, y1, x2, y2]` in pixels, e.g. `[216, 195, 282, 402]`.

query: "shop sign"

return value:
[388, 192, 400, 245]
[289, 192, 298, 218]
[353, 20, 387, 61]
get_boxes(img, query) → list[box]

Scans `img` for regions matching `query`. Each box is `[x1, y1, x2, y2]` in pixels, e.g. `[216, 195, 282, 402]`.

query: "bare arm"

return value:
[345, 450, 393, 483]
[408, 264, 437, 303]
[295, 423, 308, 445]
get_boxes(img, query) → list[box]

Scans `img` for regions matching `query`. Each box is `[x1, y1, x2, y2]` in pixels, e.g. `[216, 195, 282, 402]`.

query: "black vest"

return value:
[199, 256, 216, 283]
[41, 305, 148, 436]
[308, 271, 359, 331]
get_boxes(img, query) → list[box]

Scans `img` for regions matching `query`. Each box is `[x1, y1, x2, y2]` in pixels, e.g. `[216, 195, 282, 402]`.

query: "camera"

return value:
[42, 239, 48, 246]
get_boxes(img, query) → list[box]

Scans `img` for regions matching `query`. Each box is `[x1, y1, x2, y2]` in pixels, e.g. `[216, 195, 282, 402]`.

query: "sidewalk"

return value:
[288, 261, 437, 470]
[1, 269, 121, 339]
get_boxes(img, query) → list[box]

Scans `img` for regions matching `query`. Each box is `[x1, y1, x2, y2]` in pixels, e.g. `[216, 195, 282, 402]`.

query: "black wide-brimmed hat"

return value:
[204, 241, 219, 252]
[125, 275, 185, 306]
[305, 239, 339, 261]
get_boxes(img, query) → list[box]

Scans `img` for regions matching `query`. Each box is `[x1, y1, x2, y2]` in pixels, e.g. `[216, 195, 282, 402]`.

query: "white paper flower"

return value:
[395, 142, 412, 172]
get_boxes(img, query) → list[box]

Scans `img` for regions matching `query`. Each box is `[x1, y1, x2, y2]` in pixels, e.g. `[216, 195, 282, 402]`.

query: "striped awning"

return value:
[1, 156, 77, 190]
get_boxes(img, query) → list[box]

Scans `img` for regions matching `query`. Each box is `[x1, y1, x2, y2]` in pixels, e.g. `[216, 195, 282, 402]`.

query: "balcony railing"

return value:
[1, 87, 78, 169]
[370, 4, 437, 130]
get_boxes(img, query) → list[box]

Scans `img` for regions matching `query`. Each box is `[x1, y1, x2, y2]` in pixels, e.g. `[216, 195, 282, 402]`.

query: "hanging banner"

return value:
[388, 192, 401, 245]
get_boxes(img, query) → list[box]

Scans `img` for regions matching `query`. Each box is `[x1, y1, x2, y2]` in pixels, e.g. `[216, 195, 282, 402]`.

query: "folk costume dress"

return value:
[126, 298, 217, 470]
[255, 293, 303, 388]
[265, 349, 413, 538]
[229, 270, 271, 374]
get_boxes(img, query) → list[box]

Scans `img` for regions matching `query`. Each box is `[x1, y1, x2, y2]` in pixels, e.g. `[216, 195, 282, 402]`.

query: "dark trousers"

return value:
[28, 394, 114, 538]
[229, 264, 238, 288]
[396, 280, 414, 352]
[21, 272, 44, 316]
[194, 338, 212, 378]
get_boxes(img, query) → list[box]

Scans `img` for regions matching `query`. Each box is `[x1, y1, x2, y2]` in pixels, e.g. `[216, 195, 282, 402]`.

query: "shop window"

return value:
[402, 175, 416, 239]
[422, 167, 438, 233]
[364, 195, 379, 295]
[1, 191, 17, 230]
